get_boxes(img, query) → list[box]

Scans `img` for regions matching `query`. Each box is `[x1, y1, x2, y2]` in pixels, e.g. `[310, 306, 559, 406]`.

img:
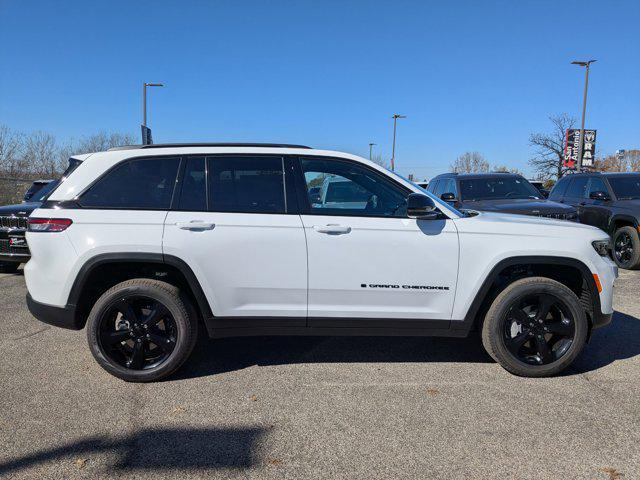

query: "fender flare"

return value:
[607, 214, 638, 235]
[68, 252, 213, 320]
[454, 255, 601, 332]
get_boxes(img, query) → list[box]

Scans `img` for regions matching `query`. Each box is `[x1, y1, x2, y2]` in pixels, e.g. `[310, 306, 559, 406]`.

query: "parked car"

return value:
[528, 180, 549, 198]
[0, 180, 59, 273]
[0, 158, 82, 273]
[427, 172, 578, 221]
[25, 143, 615, 381]
[549, 172, 640, 269]
[23, 179, 55, 202]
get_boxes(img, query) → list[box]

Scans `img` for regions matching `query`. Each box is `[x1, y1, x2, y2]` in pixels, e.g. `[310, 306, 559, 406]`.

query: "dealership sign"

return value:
[563, 129, 596, 169]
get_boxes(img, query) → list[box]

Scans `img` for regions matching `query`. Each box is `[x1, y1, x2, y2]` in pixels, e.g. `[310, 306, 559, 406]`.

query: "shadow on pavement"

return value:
[177, 310, 640, 380]
[175, 331, 492, 380]
[570, 310, 640, 374]
[0, 427, 266, 476]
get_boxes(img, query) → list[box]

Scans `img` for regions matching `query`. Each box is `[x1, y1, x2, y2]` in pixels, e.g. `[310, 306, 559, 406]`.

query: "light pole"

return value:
[390, 114, 406, 171]
[142, 82, 164, 144]
[369, 142, 376, 161]
[571, 60, 596, 172]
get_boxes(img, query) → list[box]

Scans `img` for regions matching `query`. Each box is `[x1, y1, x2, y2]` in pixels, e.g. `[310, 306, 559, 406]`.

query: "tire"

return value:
[612, 226, 640, 270]
[481, 277, 588, 377]
[86, 279, 198, 382]
[0, 262, 19, 273]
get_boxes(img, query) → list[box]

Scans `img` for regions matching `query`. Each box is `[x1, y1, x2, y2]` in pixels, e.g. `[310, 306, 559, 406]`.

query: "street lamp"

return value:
[571, 60, 596, 172]
[142, 82, 164, 144]
[369, 142, 376, 161]
[390, 114, 406, 171]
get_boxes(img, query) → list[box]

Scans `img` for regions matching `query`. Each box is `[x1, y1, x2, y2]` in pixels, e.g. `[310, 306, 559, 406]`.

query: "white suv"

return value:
[25, 144, 617, 381]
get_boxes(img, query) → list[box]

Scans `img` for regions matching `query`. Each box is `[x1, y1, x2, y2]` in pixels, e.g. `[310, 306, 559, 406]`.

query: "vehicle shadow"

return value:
[569, 310, 640, 374]
[176, 310, 640, 380]
[0, 427, 267, 476]
[174, 331, 492, 380]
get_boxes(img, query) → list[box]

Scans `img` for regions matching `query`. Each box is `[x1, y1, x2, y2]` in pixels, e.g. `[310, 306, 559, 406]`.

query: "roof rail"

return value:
[108, 143, 312, 151]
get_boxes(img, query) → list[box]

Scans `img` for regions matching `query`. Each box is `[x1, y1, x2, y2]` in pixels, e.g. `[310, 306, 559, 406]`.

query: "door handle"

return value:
[176, 221, 216, 231]
[313, 224, 351, 234]
[579, 202, 586, 206]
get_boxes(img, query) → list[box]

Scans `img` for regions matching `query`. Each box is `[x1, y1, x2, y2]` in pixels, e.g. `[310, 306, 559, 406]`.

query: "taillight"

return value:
[27, 218, 73, 232]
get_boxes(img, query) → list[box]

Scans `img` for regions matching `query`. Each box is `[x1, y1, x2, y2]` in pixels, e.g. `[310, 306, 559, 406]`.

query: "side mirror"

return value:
[407, 193, 439, 219]
[589, 191, 610, 201]
[440, 192, 457, 202]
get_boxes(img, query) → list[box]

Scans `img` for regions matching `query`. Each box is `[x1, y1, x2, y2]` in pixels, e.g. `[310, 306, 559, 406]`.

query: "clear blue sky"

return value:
[1, 0, 638, 179]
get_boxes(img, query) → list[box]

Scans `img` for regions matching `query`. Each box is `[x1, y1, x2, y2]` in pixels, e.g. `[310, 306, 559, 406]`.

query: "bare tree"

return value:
[492, 164, 523, 175]
[371, 153, 389, 169]
[76, 131, 136, 154]
[0, 125, 25, 175]
[450, 152, 489, 173]
[529, 114, 576, 180]
[593, 149, 640, 172]
[22, 131, 60, 177]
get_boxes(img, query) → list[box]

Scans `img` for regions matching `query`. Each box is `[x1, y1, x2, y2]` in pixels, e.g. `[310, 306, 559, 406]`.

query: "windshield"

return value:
[32, 180, 60, 201]
[391, 172, 465, 217]
[607, 175, 640, 200]
[460, 177, 541, 201]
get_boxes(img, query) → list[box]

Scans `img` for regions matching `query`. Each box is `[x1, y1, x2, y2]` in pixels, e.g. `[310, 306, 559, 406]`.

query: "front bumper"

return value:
[26, 294, 82, 330]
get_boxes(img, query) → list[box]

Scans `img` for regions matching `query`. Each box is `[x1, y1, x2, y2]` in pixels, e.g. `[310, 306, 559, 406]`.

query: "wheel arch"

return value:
[608, 214, 638, 235]
[458, 256, 601, 335]
[68, 253, 214, 329]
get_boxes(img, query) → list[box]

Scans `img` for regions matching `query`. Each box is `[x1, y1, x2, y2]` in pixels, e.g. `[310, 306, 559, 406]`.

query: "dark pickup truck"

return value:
[0, 180, 59, 273]
[427, 172, 578, 221]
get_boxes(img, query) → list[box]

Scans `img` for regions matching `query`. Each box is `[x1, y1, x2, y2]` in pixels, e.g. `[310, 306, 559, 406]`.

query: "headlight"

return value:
[592, 240, 611, 256]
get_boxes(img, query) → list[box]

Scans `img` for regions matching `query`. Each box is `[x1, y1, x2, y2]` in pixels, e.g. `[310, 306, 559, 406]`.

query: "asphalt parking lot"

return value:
[0, 269, 639, 479]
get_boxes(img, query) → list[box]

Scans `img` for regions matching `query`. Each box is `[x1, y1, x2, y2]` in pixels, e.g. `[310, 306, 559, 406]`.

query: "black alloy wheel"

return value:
[612, 226, 640, 270]
[502, 293, 575, 366]
[614, 231, 633, 264]
[97, 296, 177, 370]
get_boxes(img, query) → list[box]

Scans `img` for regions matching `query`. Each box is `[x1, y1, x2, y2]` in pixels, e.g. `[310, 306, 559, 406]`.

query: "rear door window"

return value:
[207, 156, 286, 214]
[80, 157, 180, 209]
[177, 157, 207, 211]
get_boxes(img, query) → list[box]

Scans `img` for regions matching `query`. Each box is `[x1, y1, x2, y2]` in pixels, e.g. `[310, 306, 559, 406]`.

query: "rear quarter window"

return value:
[80, 157, 180, 209]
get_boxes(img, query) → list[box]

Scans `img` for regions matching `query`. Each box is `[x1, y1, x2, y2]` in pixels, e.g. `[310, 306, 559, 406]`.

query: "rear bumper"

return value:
[26, 293, 82, 330]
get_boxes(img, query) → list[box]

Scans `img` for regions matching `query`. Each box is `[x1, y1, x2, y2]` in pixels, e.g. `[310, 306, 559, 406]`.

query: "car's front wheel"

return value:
[612, 226, 640, 270]
[86, 279, 198, 382]
[481, 277, 588, 377]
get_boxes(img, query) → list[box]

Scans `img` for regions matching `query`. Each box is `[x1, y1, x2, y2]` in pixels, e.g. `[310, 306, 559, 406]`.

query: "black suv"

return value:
[0, 180, 59, 273]
[549, 172, 640, 269]
[427, 173, 577, 221]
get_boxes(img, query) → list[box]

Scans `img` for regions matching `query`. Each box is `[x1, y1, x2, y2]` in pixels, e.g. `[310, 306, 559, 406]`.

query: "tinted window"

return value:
[442, 179, 458, 197]
[459, 176, 540, 201]
[427, 179, 439, 194]
[548, 177, 569, 201]
[587, 177, 608, 197]
[607, 175, 640, 200]
[178, 157, 206, 211]
[81, 157, 180, 209]
[208, 156, 285, 213]
[565, 177, 589, 199]
[301, 158, 407, 217]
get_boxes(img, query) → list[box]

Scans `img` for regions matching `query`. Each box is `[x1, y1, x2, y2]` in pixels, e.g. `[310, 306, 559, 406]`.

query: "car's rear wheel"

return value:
[612, 226, 640, 270]
[86, 279, 198, 382]
[0, 262, 19, 273]
[481, 277, 588, 377]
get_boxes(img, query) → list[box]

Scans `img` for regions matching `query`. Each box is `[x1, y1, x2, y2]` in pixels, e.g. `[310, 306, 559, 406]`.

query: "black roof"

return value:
[108, 143, 311, 151]
[562, 171, 640, 177]
[431, 172, 523, 181]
